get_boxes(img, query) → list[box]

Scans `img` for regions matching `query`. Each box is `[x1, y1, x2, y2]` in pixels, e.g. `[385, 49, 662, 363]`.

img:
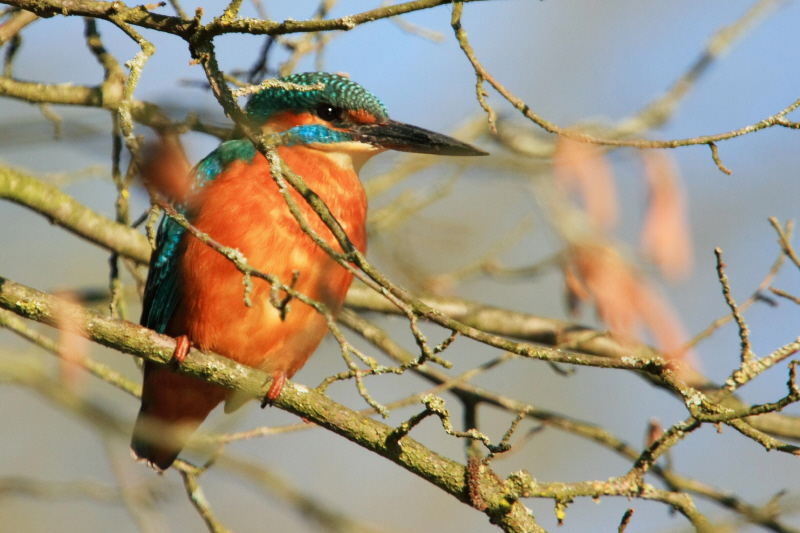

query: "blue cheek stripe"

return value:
[284, 125, 353, 146]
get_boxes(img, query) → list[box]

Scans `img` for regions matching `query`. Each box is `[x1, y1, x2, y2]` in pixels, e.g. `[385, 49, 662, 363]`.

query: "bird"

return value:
[131, 72, 487, 470]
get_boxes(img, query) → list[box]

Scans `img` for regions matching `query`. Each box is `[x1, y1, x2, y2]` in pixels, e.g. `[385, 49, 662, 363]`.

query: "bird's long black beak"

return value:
[351, 119, 488, 156]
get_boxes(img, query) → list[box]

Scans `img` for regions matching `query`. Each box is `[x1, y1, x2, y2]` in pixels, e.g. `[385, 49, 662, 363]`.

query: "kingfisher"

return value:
[130, 72, 487, 470]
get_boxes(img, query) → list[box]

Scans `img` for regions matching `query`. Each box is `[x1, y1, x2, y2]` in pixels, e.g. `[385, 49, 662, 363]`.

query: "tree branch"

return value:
[0, 0, 490, 40]
[0, 163, 152, 263]
[0, 275, 544, 533]
[4, 166, 799, 443]
[344, 284, 800, 442]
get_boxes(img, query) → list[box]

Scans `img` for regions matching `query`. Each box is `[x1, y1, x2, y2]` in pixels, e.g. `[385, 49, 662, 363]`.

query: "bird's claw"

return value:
[260, 371, 286, 408]
[173, 335, 192, 365]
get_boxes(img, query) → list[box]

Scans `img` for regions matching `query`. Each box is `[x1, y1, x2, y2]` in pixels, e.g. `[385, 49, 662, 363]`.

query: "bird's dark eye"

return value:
[315, 102, 343, 122]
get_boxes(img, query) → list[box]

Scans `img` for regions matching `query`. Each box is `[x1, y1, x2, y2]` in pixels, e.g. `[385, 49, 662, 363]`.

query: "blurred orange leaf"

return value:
[567, 244, 690, 362]
[641, 151, 693, 281]
[54, 292, 88, 390]
[645, 418, 663, 448]
[563, 262, 590, 316]
[554, 138, 618, 229]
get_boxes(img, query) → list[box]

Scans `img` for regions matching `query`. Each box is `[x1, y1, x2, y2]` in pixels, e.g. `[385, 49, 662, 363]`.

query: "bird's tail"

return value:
[131, 362, 227, 471]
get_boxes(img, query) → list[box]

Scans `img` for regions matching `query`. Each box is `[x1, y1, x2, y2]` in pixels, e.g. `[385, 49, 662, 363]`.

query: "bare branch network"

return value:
[1, 1, 800, 532]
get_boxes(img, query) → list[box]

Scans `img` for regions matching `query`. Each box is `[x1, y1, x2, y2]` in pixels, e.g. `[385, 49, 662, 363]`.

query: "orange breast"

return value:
[167, 146, 367, 377]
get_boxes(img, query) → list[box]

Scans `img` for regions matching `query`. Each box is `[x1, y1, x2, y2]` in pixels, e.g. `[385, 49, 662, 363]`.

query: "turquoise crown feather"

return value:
[245, 72, 388, 124]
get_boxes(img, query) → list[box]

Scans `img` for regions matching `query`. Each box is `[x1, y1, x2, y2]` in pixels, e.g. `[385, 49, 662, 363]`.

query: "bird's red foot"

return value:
[261, 371, 286, 408]
[173, 335, 192, 365]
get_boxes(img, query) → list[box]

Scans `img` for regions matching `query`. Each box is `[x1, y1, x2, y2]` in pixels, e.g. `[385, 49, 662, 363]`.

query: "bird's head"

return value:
[245, 72, 487, 172]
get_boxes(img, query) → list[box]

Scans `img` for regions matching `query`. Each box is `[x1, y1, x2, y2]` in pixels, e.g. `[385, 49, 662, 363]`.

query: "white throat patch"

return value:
[311, 141, 385, 173]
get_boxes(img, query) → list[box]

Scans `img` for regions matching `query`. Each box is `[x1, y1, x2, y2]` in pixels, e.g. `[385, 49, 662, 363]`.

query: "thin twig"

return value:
[714, 247, 753, 362]
[175, 462, 231, 533]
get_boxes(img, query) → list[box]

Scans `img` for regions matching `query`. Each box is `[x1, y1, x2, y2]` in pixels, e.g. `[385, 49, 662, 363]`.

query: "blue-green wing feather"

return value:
[140, 216, 185, 333]
[140, 140, 257, 333]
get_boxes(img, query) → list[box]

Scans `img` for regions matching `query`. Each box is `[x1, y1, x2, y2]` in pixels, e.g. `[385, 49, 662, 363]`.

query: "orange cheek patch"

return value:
[347, 109, 377, 124]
